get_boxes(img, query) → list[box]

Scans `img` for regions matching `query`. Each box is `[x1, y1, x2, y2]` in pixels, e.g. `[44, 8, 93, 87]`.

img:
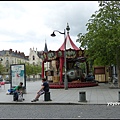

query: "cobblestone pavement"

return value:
[0, 104, 120, 119]
[0, 80, 120, 105]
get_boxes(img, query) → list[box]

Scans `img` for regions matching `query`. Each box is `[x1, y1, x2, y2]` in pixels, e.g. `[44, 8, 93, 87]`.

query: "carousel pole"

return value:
[51, 23, 70, 90]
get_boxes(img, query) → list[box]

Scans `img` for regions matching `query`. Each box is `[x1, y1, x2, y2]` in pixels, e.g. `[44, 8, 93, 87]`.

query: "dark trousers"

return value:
[13, 91, 23, 101]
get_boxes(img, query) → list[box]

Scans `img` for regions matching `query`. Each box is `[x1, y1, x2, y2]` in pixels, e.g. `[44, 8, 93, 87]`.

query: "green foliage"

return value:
[25, 63, 42, 76]
[76, 1, 120, 66]
[80, 63, 86, 73]
[0, 63, 5, 74]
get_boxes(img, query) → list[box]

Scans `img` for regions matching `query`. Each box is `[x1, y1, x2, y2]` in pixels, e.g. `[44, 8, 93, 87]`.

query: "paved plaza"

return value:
[0, 80, 120, 105]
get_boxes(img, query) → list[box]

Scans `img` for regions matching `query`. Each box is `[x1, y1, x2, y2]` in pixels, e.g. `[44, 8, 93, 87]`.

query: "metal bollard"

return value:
[78, 91, 87, 102]
[118, 91, 120, 102]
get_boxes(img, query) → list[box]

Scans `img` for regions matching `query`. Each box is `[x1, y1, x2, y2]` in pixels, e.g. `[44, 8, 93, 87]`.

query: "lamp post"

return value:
[51, 28, 68, 90]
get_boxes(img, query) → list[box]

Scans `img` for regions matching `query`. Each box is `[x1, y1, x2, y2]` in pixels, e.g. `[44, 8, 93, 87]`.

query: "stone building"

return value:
[29, 47, 42, 66]
[0, 49, 29, 79]
[0, 41, 49, 80]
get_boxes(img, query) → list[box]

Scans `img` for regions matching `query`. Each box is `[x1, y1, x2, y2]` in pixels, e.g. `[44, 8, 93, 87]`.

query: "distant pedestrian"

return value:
[31, 78, 49, 102]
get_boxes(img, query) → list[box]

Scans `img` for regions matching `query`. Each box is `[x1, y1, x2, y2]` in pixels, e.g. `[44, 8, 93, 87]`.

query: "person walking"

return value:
[31, 78, 49, 102]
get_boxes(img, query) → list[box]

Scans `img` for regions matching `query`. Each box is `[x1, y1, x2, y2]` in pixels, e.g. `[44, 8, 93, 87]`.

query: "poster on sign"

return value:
[10, 64, 26, 89]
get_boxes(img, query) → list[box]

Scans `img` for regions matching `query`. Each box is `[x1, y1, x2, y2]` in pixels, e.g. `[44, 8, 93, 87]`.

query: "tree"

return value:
[25, 63, 42, 80]
[0, 58, 6, 74]
[76, 1, 120, 86]
[0, 58, 6, 75]
[0, 63, 5, 75]
[32, 64, 42, 79]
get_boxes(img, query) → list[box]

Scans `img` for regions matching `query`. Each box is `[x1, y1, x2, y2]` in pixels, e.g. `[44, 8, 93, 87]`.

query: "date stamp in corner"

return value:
[107, 102, 120, 106]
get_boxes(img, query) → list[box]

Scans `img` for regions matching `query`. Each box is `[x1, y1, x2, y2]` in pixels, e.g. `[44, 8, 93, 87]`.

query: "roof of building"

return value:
[0, 49, 29, 60]
[44, 41, 48, 53]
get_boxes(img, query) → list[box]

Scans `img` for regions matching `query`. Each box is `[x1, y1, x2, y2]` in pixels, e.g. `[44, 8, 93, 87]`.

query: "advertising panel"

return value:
[10, 64, 26, 88]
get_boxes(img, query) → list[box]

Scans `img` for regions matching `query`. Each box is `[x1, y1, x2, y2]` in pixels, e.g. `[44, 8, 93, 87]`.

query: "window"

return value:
[33, 56, 35, 60]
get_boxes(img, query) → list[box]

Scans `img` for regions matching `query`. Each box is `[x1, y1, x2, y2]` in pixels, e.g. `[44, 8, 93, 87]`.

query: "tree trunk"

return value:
[117, 65, 120, 88]
[116, 46, 120, 88]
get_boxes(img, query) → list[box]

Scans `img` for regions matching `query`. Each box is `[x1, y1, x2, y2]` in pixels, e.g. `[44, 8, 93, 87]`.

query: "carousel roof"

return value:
[58, 34, 80, 51]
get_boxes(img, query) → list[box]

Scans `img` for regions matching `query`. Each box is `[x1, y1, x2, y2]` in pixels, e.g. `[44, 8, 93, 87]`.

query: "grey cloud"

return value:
[43, 1, 99, 36]
[0, 29, 43, 43]
[0, 1, 99, 55]
[0, 2, 25, 19]
[0, 30, 22, 38]
[0, 2, 25, 12]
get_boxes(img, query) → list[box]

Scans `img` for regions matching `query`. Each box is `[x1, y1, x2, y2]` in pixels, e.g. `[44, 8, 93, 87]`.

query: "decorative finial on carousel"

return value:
[66, 23, 70, 34]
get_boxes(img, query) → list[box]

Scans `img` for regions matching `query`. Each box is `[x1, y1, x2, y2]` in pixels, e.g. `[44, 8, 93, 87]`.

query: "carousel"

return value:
[39, 23, 98, 89]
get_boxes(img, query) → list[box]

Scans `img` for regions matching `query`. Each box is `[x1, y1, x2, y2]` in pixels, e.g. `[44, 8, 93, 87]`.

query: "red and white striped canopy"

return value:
[58, 34, 80, 51]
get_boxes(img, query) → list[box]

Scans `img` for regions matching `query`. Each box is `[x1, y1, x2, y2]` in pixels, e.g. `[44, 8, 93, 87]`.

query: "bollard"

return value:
[21, 87, 27, 94]
[44, 92, 52, 101]
[22, 88, 27, 94]
[78, 91, 87, 102]
[118, 91, 120, 102]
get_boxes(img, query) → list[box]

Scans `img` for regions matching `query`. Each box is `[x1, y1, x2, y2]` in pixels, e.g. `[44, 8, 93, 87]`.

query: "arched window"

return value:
[33, 56, 35, 60]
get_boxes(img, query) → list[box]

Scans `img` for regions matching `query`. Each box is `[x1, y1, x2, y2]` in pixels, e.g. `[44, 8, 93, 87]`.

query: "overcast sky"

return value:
[0, 1, 99, 56]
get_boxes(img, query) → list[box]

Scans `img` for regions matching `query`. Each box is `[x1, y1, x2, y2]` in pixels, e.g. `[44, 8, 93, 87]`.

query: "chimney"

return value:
[36, 48, 37, 53]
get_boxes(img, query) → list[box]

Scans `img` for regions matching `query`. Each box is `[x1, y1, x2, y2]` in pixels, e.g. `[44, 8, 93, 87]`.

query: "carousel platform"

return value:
[49, 81, 98, 89]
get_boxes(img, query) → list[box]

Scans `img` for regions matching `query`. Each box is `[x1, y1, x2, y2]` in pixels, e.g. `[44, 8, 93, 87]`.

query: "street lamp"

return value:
[51, 30, 65, 37]
[51, 28, 68, 90]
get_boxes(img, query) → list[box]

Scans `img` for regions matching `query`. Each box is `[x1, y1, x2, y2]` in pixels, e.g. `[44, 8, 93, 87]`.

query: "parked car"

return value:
[0, 78, 10, 84]
[4, 79, 11, 84]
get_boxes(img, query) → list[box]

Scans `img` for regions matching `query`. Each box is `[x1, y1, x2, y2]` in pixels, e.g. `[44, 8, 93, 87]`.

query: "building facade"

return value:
[29, 47, 42, 66]
[0, 49, 29, 79]
[0, 40, 49, 80]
